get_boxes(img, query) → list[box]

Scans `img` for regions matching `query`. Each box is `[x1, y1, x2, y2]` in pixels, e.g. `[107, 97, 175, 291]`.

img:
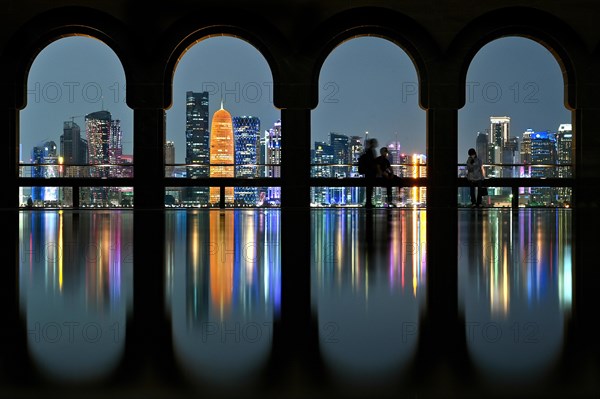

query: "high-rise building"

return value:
[530, 131, 557, 205]
[530, 131, 556, 175]
[109, 118, 123, 164]
[31, 140, 59, 203]
[86, 110, 111, 176]
[490, 116, 510, 146]
[165, 140, 175, 177]
[311, 141, 333, 204]
[520, 128, 534, 166]
[85, 110, 125, 202]
[349, 135, 364, 162]
[185, 91, 210, 174]
[556, 123, 573, 204]
[489, 116, 510, 167]
[387, 141, 401, 166]
[556, 124, 573, 177]
[475, 132, 489, 164]
[329, 132, 350, 204]
[265, 120, 282, 204]
[330, 132, 349, 177]
[402, 153, 427, 205]
[502, 136, 519, 180]
[60, 120, 88, 177]
[209, 102, 235, 205]
[185, 91, 210, 203]
[266, 120, 281, 177]
[313, 141, 333, 174]
[233, 116, 260, 205]
[60, 120, 80, 165]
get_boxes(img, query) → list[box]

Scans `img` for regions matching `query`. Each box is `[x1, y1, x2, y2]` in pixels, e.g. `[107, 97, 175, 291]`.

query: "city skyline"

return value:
[20, 35, 570, 165]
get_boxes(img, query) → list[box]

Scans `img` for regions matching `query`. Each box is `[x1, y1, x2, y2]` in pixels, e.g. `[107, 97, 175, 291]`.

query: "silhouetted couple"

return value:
[363, 139, 402, 208]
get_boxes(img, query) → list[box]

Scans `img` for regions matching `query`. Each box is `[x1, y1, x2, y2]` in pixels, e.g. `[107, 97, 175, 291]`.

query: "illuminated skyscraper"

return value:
[266, 120, 281, 177]
[489, 116, 510, 168]
[233, 116, 260, 205]
[185, 91, 210, 172]
[387, 141, 401, 166]
[60, 121, 80, 164]
[490, 116, 510, 146]
[85, 110, 124, 202]
[60, 120, 88, 177]
[556, 124, 573, 177]
[520, 128, 534, 165]
[530, 131, 557, 205]
[185, 91, 210, 203]
[31, 140, 59, 202]
[311, 141, 334, 204]
[209, 102, 234, 205]
[165, 140, 175, 177]
[109, 119, 123, 164]
[265, 120, 282, 204]
[403, 153, 427, 205]
[386, 140, 403, 203]
[475, 131, 488, 164]
[556, 124, 573, 204]
[86, 110, 111, 176]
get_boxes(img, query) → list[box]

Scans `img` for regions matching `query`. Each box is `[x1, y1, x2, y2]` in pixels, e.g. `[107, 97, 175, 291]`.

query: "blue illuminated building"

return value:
[233, 116, 260, 205]
[530, 131, 558, 204]
[31, 140, 59, 202]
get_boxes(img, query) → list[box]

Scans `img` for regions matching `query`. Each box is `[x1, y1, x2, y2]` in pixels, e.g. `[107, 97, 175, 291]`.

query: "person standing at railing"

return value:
[466, 148, 485, 207]
[363, 138, 378, 208]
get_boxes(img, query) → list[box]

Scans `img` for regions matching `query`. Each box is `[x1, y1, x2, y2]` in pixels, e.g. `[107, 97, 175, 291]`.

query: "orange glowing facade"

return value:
[209, 103, 235, 204]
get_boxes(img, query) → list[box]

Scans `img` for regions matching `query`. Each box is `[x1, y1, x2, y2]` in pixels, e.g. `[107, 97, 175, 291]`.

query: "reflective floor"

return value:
[1, 208, 597, 398]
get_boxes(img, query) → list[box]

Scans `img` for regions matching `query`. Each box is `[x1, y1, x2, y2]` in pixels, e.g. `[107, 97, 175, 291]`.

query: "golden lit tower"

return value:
[209, 101, 235, 204]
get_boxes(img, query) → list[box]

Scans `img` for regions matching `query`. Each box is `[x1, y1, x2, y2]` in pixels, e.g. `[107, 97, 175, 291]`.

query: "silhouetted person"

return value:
[466, 148, 485, 207]
[26, 196, 33, 208]
[376, 146, 402, 207]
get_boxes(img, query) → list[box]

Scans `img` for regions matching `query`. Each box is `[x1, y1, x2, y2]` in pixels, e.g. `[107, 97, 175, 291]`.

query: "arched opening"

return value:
[311, 35, 426, 208]
[20, 35, 133, 208]
[165, 36, 281, 208]
[458, 36, 572, 208]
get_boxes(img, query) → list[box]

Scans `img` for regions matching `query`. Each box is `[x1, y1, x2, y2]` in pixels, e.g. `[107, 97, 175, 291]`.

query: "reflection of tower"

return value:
[185, 213, 210, 327]
[209, 212, 234, 318]
[209, 102, 235, 205]
[185, 91, 210, 203]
